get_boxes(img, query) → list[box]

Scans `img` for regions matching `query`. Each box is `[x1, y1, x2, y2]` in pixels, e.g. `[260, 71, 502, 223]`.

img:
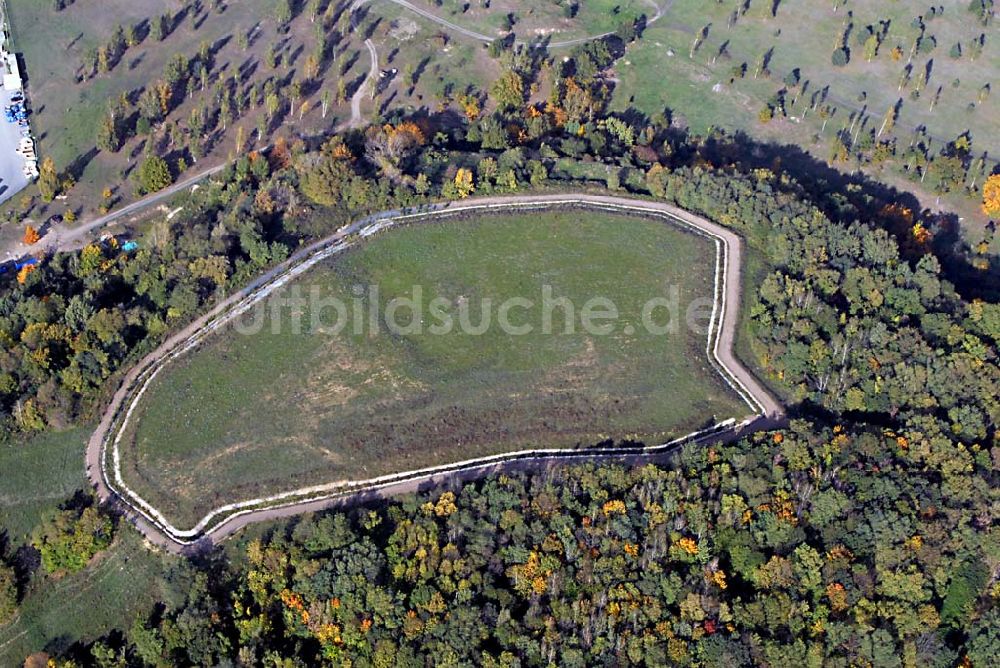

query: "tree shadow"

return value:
[639, 119, 1000, 300]
[64, 147, 99, 182]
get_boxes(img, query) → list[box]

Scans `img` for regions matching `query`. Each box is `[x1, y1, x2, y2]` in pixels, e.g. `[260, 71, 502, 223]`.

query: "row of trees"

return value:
[690, 1, 996, 215]
[79, 0, 353, 215]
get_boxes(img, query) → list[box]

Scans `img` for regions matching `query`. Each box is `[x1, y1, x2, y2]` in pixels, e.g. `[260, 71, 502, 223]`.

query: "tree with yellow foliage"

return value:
[490, 70, 524, 111]
[453, 168, 474, 199]
[16, 264, 35, 284]
[37, 157, 59, 202]
[982, 173, 1000, 217]
[23, 225, 40, 245]
[457, 94, 480, 121]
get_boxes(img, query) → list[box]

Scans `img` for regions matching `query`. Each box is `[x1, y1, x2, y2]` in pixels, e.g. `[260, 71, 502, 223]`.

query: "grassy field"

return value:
[367, 0, 500, 113]
[0, 428, 183, 664]
[610, 0, 998, 239]
[3, 0, 371, 222]
[613, 0, 997, 150]
[0, 531, 182, 664]
[120, 209, 748, 526]
[402, 0, 656, 41]
[0, 428, 89, 543]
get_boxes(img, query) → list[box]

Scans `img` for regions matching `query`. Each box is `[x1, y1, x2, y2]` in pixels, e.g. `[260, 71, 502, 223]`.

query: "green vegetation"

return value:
[135, 155, 173, 195]
[0, 3, 996, 660]
[608, 0, 997, 236]
[0, 428, 90, 541]
[0, 429, 180, 666]
[7, 0, 994, 248]
[0, 533, 185, 667]
[3, 0, 371, 221]
[0, 563, 15, 625]
[31, 501, 114, 575]
[124, 210, 745, 525]
[33, 418, 1000, 666]
[404, 0, 653, 41]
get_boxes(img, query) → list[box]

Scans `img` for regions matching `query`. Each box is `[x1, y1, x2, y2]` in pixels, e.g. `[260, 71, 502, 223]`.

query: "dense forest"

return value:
[0, 27, 997, 666]
[23, 424, 1000, 666]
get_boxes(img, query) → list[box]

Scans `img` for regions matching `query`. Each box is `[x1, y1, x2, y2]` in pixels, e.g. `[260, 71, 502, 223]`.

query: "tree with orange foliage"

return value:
[544, 101, 568, 128]
[912, 223, 932, 245]
[269, 136, 292, 170]
[364, 122, 426, 178]
[23, 225, 40, 245]
[16, 263, 36, 284]
[329, 142, 353, 161]
[982, 173, 1000, 217]
[562, 77, 597, 123]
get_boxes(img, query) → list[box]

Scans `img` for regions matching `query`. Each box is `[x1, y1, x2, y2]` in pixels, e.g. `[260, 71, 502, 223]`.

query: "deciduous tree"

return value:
[37, 157, 59, 202]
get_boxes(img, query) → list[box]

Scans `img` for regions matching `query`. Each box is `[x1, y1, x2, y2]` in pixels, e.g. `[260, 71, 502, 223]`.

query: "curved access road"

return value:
[86, 194, 784, 554]
[1, 162, 230, 262]
[348, 38, 379, 129]
[340, 0, 380, 131]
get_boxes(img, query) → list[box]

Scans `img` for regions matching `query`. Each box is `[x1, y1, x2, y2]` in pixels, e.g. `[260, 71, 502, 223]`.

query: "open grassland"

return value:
[615, 0, 996, 149]
[0, 428, 89, 542]
[366, 1, 500, 112]
[401, 0, 656, 41]
[0, 532, 180, 665]
[0, 428, 181, 665]
[611, 0, 998, 236]
[120, 210, 748, 526]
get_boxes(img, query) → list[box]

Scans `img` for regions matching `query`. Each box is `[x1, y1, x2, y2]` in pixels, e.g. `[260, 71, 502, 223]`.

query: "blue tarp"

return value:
[1, 257, 38, 274]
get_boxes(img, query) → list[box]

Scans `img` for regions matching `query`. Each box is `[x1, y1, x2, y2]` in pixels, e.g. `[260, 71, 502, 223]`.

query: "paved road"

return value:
[85, 193, 784, 554]
[0, 87, 30, 208]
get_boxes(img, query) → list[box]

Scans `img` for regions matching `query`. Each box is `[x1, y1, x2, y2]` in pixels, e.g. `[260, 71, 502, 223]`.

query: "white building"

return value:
[3, 53, 20, 92]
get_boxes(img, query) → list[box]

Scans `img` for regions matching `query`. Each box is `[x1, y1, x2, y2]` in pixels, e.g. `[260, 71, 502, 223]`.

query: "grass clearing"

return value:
[120, 209, 749, 526]
[398, 0, 654, 42]
[0, 428, 184, 665]
[615, 0, 997, 147]
[611, 0, 998, 239]
[0, 428, 89, 543]
[0, 531, 182, 665]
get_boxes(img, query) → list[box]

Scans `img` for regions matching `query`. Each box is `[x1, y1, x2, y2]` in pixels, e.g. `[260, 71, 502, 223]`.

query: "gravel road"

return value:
[85, 193, 784, 554]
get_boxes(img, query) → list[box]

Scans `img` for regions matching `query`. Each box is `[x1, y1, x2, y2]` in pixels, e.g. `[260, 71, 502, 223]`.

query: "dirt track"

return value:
[382, 0, 667, 48]
[84, 194, 784, 554]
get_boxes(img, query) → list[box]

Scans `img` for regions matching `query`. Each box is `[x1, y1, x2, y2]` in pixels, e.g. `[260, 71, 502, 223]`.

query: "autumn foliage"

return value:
[452, 168, 474, 198]
[23, 225, 40, 245]
[982, 173, 1000, 217]
[363, 122, 427, 179]
[269, 136, 292, 170]
[16, 263, 36, 284]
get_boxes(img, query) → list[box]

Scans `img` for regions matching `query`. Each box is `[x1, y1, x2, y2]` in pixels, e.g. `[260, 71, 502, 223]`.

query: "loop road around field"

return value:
[85, 194, 784, 554]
